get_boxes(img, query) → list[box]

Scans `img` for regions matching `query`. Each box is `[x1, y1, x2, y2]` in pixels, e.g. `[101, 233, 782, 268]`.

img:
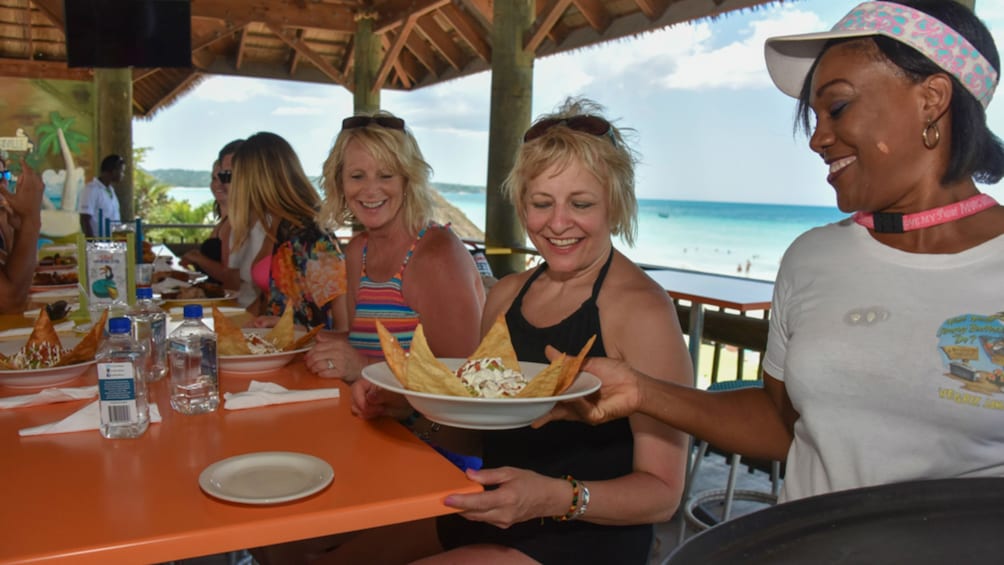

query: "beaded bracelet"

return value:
[553, 475, 581, 522]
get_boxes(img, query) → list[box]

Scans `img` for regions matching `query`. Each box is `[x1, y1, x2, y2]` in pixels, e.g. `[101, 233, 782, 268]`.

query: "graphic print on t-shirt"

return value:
[937, 313, 1004, 406]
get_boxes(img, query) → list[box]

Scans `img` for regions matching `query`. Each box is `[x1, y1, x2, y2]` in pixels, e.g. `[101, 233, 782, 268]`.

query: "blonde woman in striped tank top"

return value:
[306, 112, 485, 394]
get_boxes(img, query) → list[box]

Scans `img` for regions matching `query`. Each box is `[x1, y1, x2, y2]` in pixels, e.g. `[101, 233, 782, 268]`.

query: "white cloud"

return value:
[660, 7, 827, 90]
[191, 76, 274, 102]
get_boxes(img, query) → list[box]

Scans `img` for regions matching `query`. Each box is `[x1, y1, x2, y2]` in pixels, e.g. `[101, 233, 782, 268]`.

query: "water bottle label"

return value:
[98, 362, 139, 424]
[200, 337, 218, 380]
[473, 251, 493, 277]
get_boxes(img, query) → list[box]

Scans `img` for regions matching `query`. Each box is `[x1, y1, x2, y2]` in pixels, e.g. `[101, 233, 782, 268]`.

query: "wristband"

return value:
[553, 475, 581, 522]
[570, 481, 590, 520]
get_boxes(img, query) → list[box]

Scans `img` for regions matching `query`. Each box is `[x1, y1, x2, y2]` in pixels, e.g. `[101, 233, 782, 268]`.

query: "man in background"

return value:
[78, 154, 124, 237]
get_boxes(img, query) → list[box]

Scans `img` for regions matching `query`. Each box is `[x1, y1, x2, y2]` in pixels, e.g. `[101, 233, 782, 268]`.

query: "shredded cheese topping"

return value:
[456, 357, 527, 398]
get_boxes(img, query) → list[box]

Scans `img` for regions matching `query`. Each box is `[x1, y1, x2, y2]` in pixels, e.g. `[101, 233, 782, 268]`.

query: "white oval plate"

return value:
[199, 451, 334, 505]
[361, 358, 601, 430]
[219, 329, 313, 376]
[0, 336, 95, 389]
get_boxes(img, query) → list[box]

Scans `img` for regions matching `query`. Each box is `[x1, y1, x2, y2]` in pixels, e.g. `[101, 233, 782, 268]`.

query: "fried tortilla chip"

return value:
[25, 309, 63, 365]
[469, 314, 520, 371]
[59, 309, 108, 366]
[0, 350, 11, 370]
[214, 306, 252, 356]
[286, 324, 323, 351]
[516, 335, 596, 398]
[266, 307, 295, 350]
[376, 320, 409, 388]
[407, 325, 473, 397]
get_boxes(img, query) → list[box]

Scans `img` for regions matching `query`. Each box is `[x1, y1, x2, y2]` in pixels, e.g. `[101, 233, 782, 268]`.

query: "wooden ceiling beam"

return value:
[234, 26, 248, 70]
[373, 14, 418, 92]
[193, 20, 249, 53]
[527, 0, 572, 54]
[266, 22, 345, 84]
[140, 72, 203, 118]
[458, 0, 492, 27]
[190, 0, 355, 33]
[439, 3, 490, 63]
[404, 32, 438, 76]
[29, 0, 63, 29]
[632, 0, 670, 20]
[0, 58, 91, 80]
[289, 29, 304, 76]
[535, 0, 569, 48]
[416, 14, 463, 71]
[378, 33, 412, 90]
[571, 0, 611, 32]
[374, 0, 450, 35]
[396, 48, 424, 88]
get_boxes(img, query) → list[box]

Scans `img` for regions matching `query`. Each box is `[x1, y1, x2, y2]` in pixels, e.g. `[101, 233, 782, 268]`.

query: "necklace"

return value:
[852, 193, 999, 233]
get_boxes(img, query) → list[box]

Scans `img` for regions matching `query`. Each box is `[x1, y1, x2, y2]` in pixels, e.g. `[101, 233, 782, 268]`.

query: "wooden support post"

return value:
[485, 0, 533, 277]
[354, 13, 381, 114]
[95, 68, 134, 222]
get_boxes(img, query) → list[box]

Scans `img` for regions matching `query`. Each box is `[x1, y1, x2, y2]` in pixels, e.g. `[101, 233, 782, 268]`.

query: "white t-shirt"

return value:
[764, 219, 1004, 502]
[228, 222, 267, 308]
[78, 177, 120, 235]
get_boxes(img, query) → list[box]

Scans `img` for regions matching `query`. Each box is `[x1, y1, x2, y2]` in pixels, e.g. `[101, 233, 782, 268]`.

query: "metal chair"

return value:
[678, 380, 781, 539]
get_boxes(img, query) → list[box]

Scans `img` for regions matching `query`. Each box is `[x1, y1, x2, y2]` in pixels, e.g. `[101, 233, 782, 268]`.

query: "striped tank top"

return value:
[348, 225, 430, 358]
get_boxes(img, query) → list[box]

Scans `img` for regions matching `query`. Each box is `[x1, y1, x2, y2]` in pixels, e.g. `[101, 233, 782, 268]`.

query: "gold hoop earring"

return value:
[922, 121, 941, 150]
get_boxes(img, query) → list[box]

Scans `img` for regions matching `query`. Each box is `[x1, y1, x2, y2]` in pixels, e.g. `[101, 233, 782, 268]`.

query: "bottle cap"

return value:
[182, 304, 203, 319]
[108, 317, 131, 334]
[136, 287, 154, 300]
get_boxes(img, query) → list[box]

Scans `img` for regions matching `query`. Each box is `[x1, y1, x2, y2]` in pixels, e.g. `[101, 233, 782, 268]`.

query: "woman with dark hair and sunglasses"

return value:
[0, 154, 43, 313]
[180, 159, 236, 286]
[541, 0, 1004, 504]
[332, 99, 691, 564]
[304, 111, 485, 381]
[227, 131, 349, 330]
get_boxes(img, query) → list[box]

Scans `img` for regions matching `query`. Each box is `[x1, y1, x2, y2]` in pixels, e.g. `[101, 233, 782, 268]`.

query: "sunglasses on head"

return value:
[217, 170, 232, 184]
[342, 116, 406, 131]
[0, 170, 10, 182]
[523, 115, 616, 146]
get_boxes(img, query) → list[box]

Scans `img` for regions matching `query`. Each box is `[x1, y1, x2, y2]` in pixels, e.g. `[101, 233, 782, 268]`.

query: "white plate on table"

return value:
[219, 329, 314, 375]
[361, 359, 602, 430]
[0, 337, 95, 389]
[169, 305, 245, 318]
[199, 451, 334, 505]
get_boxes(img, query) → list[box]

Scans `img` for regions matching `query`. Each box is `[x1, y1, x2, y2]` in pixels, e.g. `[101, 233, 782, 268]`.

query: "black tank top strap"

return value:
[511, 262, 547, 311]
[589, 247, 615, 301]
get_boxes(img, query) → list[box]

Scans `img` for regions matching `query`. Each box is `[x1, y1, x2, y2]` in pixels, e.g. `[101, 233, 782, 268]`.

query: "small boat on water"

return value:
[657, 211, 669, 219]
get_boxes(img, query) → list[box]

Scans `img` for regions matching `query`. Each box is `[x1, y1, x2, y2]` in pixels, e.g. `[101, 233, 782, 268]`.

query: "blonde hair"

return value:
[319, 110, 433, 234]
[229, 132, 321, 249]
[504, 97, 638, 247]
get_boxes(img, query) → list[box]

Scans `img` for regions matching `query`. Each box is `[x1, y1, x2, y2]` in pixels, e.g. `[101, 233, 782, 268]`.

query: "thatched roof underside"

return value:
[0, 0, 785, 118]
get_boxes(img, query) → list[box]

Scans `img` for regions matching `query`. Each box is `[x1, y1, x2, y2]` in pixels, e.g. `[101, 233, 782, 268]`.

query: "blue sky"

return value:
[134, 0, 1004, 207]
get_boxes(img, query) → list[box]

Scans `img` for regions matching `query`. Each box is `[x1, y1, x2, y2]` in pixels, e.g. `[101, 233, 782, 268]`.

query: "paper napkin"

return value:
[0, 321, 75, 339]
[223, 380, 340, 410]
[19, 401, 163, 437]
[0, 385, 98, 409]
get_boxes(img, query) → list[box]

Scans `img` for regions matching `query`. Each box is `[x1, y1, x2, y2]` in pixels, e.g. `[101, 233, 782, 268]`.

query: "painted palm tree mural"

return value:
[34, 111, 88, 237]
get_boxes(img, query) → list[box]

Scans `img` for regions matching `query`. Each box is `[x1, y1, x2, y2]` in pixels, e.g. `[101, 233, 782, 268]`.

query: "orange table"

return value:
[0, 350, 481, 563]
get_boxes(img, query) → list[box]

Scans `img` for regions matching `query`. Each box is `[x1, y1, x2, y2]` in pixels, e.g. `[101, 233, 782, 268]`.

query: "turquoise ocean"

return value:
[169, 187, 846, 282]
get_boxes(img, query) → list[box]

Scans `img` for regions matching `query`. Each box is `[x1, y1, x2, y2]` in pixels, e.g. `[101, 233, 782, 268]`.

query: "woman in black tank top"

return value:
[430, 99, 693, 564]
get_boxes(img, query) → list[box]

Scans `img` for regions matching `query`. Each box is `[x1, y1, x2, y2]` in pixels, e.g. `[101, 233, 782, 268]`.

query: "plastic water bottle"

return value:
[128, 287, 167, 382]
[97, 317, 150, 439]
[167, 304, 219, 414]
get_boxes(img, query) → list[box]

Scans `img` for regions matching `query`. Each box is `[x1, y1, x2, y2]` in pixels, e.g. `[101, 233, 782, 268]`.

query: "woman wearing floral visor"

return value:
[539, 0, 1004, 503]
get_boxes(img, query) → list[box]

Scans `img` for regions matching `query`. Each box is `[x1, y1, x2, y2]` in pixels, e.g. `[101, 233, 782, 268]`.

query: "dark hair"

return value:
[217, 139, 245, 162]
[100, 154, 124, 172]
[795, 0, 1004, 185]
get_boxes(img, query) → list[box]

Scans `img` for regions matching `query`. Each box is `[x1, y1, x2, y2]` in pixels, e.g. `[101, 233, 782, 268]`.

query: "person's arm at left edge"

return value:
[0, 159, 43, 313]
